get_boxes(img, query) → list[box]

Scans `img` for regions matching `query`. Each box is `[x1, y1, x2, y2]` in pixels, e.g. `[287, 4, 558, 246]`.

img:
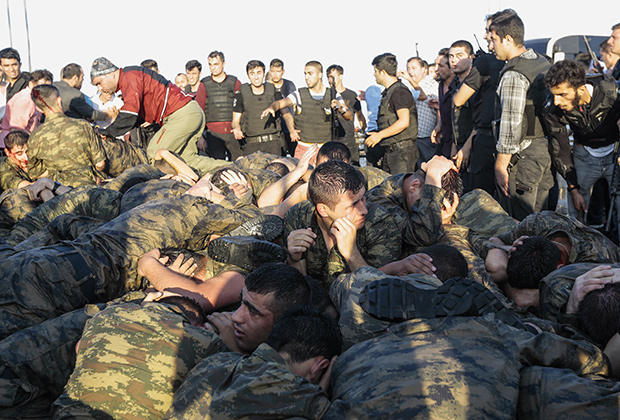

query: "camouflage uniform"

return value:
[102, 163, 165, 193]
[495, 211, 620, 263]
[52, 300, 228, 420]
[100, 136, 149, 177]
[330, 266, 441, 351]
[165, 343, 331, 420]
[0, 157, 33, 191]
[365, 173, 444, 251]
[358, 165, 390, 191]
[0, 192, 261, 337]
[233, 151, 290, 171]
[0, 291, 145, 417]
[325, 314, 609, 419]
[453, 188, 518, 237]
[3, 186, 122, 246]
[0, 188, 38, 233]
[27, 113, 107, 187]
[283, 200, 401, 288]
[518, 366, 620, 419]
[119, 178, 190, 214]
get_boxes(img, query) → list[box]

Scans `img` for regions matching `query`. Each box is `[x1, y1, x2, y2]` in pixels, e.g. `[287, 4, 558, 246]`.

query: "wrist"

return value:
[51, 181, 61, 194]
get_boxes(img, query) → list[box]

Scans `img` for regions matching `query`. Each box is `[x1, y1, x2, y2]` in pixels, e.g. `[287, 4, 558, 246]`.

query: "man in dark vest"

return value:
[195, 51, 242, 161]
[543, 59, 620, 239]
[261, 61, 350, 164]
[491, 10, 553, 220]
[0, 48, 29, 103]
[232, 60, 294, 157]
[365, 53, 418, 174]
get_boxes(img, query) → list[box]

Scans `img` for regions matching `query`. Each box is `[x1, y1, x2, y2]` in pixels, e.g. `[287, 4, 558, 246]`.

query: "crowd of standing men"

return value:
[0, 7, 620, 419]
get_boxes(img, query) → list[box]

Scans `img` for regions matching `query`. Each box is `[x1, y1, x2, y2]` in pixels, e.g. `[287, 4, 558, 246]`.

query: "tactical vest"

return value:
[377, 81, 418, 146]
[560, 78, 620, 147]
[239, 83, 280, 137]
[202, 75, 238, 123]
[294, 88, 333, 143]
[499, 52, 551, 140]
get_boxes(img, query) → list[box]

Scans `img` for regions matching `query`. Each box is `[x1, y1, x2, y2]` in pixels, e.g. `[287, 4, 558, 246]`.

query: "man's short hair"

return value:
[489, 10, 524, 46]
[61, 63, 82, 80]
[266, 305, 342, 364]
[4, 130, 29, 150]
[208, 51, 225, 62]
[140, 59, 158, 72]
[158, 295, 207, 326]
[160, 247, 207, 279]
[326, 64, 344, 76]
[612, 23, 620, 31]
[245, 263, 311, 320]
[317, 141, 351, 164]
[246, 60, 265, 73]
[579, 282, 620, 345]
[372, 53, 398, 77]
[407, 57, 428, 71]
[30, 69, 53, 84]
[545, 60, 586, 90]
[420, 244, 468, 282]
[210, 167, 246, 191]
[450, 40, 474, 56]
[441, 169, 464, 206]
[305, 276, 337, 316]
[486, 8, 516, 24]
[437, 47, 450, 57]
[507, 236, 561, 289]
[305, 60, 323, 73]
[185, 59, 202, 72]
[264, 161, 290, 177]
[270, 58, 284, 69]
[31, 84, 59, 110]
[0, 47, 20, 62]
[308, 161, 365, 208]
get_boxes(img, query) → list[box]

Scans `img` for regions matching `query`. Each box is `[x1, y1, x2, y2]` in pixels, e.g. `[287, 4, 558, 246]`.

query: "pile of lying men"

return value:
[1, 16, 620, 418]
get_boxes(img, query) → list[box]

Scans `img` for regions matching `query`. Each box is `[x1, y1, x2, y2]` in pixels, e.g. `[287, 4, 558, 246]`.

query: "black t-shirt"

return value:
[387, 86, 414, 112]
[335, 88, 361, 140]
[463, 52, 503, 128]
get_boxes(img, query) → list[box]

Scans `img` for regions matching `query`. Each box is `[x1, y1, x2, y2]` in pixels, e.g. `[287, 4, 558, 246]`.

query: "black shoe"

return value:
[359, 277, 508, 322]
[208, 235, 286, 271]
[225, 214, 283, 242]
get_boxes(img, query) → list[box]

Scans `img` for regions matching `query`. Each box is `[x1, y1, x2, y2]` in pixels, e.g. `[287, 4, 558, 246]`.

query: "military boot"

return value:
[207, 235, 286, 272]
[225, 214, 283, 242]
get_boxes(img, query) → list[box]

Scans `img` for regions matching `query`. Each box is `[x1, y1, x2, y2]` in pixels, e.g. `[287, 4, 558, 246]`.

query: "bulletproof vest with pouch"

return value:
[202, 75, 238, 123]
[295, 87, 333, 143]
[239, 83, 280, 137]
[377, 81, 418, 146]
[499, 52, 551, 140]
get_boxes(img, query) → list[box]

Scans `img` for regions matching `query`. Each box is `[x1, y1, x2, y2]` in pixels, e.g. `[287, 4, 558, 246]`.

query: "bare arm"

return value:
[453, 83, 476, 107]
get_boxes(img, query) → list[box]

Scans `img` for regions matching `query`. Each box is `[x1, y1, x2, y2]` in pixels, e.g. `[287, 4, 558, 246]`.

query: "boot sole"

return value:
[208, 237, 286, 271]
[225, 215, 283, 242]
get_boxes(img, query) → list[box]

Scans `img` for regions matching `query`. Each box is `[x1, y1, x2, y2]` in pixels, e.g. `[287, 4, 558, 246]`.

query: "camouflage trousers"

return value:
[453, 188, 517, 238]
[3, 186, 121, 246]
[0, 188, 39, 232]
[102, 163, 164, 193]
[101, 137, 149, 178]
[518, 366, 620, 419]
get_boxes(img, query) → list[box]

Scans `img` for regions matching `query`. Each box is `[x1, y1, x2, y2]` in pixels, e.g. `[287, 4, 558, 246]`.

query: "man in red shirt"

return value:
[90, 57, 226, 175]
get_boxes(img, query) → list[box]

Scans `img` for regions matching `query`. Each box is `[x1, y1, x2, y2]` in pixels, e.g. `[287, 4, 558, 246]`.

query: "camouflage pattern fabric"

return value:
[453, 188, 517, 237]
[0, 188, 38, 231]
[102, 163, 165, 193]
[100, 136, 149, 177]
[518, 367, 620, 419]
[119, 178, 189, 214]
[27, 113, 107, 187]
[283, 200, 401, 288]
[325, 314, 609, 419]
[0, 291, 144, 413]
[12, 214, 105, 252]
[330, 266, 441, 351]
[365, 173, 444, 248]
[0, 157, 33, 191]
[52, 300, 228, 420]
[0, 192, 261, 336]
[233, 151, 291, 171]
[164, 344, 331, 420]
[358, 165, 390, 191]
[496, 211, 620, 264]
[3, 186, 121, 246]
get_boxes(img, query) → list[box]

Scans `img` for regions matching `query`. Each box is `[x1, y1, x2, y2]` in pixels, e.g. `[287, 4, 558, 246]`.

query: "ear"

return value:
[576, 85, 588, 97]
[307, 357, 330, 383]
[316, 203, 330, 218]
[56, 96, 63, 108]
[409, 178, 422, 192]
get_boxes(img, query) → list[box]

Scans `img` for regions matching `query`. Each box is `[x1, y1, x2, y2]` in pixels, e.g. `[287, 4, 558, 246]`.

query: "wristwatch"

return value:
[51, 181, 61, 194]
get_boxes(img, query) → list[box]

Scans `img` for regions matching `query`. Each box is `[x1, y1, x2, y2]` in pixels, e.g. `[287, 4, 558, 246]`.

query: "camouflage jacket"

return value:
[0, 157, 32, 191]
[53, 300, 228, 420]
[165, 343, 331, 420]
[325, 315, 609, 419]
[27, 113, 106, 186]
[283, 200, 401, 288]
[365, 173, 444, 249]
